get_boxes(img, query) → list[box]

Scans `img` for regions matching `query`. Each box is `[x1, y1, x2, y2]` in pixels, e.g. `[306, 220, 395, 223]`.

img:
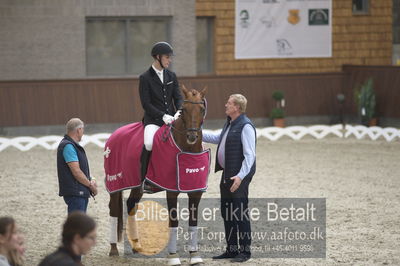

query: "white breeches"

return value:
[144, 124, 160, 151]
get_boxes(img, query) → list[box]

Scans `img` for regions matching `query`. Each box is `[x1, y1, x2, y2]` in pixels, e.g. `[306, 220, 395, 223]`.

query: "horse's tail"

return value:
[109, 191, 123, 243]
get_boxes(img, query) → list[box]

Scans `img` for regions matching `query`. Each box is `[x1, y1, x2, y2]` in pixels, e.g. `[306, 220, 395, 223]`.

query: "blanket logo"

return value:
[185, 166, 206, 174]
[107, 172, 122, 182]
[104, 146, 111, 158]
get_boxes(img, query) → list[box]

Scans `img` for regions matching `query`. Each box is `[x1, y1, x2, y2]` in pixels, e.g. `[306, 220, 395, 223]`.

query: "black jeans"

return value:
[220, 173, 252, 255]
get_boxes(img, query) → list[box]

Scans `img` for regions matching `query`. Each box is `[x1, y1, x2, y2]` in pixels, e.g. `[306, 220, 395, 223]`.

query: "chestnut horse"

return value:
[107, 85, 207, 265]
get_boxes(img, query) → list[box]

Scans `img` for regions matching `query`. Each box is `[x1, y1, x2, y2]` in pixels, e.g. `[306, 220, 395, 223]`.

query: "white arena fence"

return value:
[0, 125, 399, 152]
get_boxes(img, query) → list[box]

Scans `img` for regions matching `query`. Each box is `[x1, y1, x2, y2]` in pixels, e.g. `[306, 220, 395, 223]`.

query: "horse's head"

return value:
[179, 85, 207, 145]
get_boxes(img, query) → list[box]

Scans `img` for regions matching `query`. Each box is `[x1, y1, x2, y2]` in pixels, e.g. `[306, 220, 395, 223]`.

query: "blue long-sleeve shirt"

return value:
[203, 124, 256, 180]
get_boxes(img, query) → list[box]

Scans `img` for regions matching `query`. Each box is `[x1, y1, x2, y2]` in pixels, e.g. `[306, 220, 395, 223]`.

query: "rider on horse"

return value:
[139, 41, 183, 184]
[107, 42, 207, 264]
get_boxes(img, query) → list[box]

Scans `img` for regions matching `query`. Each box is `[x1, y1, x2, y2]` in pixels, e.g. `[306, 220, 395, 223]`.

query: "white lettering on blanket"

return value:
[185, 166, 205, 174]
[107, 172, 123, 181]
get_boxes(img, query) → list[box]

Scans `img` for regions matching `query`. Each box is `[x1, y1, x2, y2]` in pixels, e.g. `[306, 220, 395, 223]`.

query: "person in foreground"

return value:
[57, 118, 98, 214]
[39, 212, 97, 266]
[0, 216, 24, 266]
[202, 94, 256, 263]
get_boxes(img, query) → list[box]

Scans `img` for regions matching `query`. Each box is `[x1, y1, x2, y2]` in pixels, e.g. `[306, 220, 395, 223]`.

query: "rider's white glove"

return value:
[173, 110, 182, 120]
[162, 114, 174, 124]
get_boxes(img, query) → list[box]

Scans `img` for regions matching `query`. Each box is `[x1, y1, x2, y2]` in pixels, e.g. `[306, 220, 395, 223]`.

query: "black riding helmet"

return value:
[151, 42, 173, 69]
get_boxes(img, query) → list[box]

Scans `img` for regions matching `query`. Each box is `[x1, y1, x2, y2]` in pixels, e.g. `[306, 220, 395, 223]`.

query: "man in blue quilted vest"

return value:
[57, 118, 98, 214]
[203, 94, 256, 263]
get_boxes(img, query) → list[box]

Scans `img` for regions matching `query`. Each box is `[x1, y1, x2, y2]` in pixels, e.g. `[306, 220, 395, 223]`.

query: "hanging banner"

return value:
[235, 0, 332, 59]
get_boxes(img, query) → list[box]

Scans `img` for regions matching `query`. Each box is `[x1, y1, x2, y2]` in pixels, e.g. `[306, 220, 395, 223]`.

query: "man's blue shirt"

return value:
[203, 124, 256, 180]
[63, 144, 78, 163]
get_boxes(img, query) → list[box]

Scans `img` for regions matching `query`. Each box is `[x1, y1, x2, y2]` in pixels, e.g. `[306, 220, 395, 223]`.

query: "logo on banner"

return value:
[309, 9, 329, 25]
[288, 9, 300, 25]
[276, 39, 292, 55]
[260, 15, 276, 28]
[239, 9, 250, 28]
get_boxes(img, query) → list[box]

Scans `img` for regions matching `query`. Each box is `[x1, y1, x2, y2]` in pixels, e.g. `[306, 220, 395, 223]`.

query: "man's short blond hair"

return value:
[66, 118, 84, 133]
[229, 94, 247, 113]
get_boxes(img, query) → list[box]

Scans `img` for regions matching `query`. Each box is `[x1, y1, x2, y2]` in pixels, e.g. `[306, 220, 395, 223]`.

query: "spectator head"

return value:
[62, 212, 96, 256]
[0, 217, 19, 255]
[66, 118, 85, 142]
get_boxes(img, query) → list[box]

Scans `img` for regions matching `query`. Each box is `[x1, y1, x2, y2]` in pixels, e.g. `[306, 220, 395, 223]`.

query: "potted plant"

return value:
[270, 90, 285, 127]
[354, 78, 377, 126]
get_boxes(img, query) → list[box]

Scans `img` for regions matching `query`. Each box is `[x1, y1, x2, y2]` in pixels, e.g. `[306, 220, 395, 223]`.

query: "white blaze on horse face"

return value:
[185, 101, 203, 145]
[187, 134, 197, 145]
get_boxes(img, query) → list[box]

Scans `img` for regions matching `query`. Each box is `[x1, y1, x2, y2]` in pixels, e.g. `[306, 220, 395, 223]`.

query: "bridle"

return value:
[178, 99, 206, 133]
[162, 99, 206, 141]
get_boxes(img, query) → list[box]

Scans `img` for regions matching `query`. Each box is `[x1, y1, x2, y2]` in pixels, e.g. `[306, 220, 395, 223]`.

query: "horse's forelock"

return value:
[186, 89, 203, 101]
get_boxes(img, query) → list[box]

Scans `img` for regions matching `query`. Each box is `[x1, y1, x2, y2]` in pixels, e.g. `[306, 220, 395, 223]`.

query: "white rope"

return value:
[0, 124, 399, 152]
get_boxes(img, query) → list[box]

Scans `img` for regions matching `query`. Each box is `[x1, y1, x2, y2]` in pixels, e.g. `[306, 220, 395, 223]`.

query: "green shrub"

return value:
[270, 108, 284, 119]
[354, 78, 376, 125]
[272, 90, 284, 101]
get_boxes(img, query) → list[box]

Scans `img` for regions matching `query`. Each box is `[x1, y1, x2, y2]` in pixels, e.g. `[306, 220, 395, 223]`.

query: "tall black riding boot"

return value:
[140, 146, 152, 181]
[140, 146, 162, 194]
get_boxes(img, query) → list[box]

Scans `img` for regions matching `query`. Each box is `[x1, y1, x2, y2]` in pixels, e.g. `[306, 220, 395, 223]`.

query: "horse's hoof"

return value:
[131, 239, 143, 253]
[167, 253, 181, 265]
[189, 251, 203, 265]
[109, 243, 119, 256]
[109, 249, 119, 257]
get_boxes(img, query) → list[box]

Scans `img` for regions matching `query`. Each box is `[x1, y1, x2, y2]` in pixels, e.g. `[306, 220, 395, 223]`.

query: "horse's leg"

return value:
[126, 187, 143, 252]
[166, 191, 181, 265]
[188, 191, 204, 265]
[127, 186, 143, 215]
[109, 191, 123, 256]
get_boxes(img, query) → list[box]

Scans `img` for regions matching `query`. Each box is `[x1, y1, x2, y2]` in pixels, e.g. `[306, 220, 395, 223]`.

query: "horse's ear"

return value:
[200, 86, 208, 98]
[181, 84, 189, 98]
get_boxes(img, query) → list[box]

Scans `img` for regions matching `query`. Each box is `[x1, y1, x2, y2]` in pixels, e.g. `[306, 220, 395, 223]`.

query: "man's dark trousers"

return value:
[220, 174, 252, 256]
[63, 196, 88, 214]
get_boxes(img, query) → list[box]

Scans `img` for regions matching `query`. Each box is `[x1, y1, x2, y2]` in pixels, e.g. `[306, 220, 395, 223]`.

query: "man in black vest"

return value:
[139, 41, 183, 181]
[57, 118, 97, 214]
[203, 94, 256, 263]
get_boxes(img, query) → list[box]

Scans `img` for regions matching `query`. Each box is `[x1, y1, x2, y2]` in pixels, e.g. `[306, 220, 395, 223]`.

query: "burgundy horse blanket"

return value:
[104, 123, 143, 193]
[104, 123, 210, 193]
[145, 125, 210, 192]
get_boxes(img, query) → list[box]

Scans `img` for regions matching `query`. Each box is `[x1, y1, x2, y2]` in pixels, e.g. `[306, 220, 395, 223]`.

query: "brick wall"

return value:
[196, 0, 393, 75]
[0, 0, 196, 80]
